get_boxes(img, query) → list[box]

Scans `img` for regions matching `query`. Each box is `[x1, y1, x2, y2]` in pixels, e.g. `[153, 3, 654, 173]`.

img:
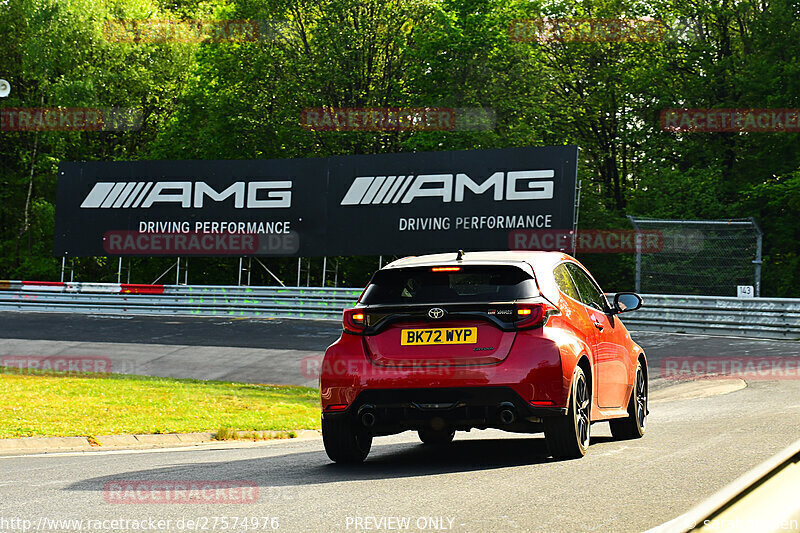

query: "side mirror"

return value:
[613, 292, 643, 314]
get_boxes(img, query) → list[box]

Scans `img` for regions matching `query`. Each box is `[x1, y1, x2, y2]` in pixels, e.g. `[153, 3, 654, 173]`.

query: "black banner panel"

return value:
[54, 146, 577, 257]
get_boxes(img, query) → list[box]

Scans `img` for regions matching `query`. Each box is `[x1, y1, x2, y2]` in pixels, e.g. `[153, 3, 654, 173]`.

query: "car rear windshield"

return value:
[360, 265, 538, 305]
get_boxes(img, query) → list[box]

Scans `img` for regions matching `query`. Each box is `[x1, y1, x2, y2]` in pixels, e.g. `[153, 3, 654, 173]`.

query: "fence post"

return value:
[751, 217, 763, 297]
[628, 216, 642, 293]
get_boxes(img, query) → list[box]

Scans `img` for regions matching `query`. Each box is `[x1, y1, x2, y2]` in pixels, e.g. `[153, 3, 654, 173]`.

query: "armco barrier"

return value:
[0, 282, 798, 338]
[0, 281, 362, 319]
[621, 294, 800, 339]
[646, 437, 800, 532]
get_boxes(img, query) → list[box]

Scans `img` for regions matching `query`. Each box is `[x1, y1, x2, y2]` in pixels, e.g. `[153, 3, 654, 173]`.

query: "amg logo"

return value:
[340, 170, 555, 205]
[80, 181, 292, 209]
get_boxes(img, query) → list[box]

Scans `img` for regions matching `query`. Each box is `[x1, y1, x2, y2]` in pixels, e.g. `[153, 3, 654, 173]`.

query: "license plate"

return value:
[400, 327, 478, 345]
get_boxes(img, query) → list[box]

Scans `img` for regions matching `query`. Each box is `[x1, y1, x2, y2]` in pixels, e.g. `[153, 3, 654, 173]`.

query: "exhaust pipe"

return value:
[358, 405, 377, 428]
[498, 402, 516, 425]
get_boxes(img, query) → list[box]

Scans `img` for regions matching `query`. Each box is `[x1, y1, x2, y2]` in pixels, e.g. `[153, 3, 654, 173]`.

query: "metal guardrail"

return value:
[0, 283, 798, 338]
[647, 437, 800, 532]
[622, 294, 800, 339]
[0, 283, 362, 320]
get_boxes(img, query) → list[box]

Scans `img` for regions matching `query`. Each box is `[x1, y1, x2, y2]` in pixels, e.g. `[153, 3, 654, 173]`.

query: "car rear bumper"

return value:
[323, 386, 567, 434]
[320, 330, 568, 419]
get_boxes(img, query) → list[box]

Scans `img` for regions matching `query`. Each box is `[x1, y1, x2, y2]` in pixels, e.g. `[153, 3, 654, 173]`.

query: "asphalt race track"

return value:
[1, 380, 800, 532]
[0, 312, 344, 387]
[2, 311, 800, 532]
[2, 311, 800, 387]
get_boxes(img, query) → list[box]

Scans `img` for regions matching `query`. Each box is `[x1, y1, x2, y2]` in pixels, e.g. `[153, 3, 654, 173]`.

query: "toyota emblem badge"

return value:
[428, 308, 445, 319]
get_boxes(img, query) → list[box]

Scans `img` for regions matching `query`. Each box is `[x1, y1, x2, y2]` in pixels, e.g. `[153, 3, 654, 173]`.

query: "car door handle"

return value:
[592, 320, 604, 331]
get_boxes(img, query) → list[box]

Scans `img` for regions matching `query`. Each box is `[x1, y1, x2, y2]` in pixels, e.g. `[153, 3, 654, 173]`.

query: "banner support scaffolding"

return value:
[239, 257, 285, 287]
[60, 257, 75, 283]
[571, 179, 582, 256]
[151, 259, 184, 285]
[297, 257, 302, 286]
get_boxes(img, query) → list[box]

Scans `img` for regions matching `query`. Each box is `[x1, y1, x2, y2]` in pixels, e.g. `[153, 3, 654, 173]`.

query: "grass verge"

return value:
[0, 368, 320, 439]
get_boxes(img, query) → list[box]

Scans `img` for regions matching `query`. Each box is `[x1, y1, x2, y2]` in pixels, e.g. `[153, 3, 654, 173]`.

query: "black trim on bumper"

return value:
[323, 387, 567, 435]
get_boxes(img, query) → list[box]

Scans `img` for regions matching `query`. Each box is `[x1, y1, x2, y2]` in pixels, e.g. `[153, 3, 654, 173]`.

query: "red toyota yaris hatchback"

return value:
[320, 251, 647, 463]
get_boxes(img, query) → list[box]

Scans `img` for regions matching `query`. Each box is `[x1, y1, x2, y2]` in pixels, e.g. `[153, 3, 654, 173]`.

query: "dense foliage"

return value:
[1, 0, 798, 295]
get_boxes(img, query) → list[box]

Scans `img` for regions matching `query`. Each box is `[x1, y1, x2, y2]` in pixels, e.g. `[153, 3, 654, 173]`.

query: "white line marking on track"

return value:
[0, 439, 318, 460]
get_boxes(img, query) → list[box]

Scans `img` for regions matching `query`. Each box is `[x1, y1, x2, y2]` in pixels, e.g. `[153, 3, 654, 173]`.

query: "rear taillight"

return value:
[343, 308, 366, 334]
[515, 302, 560, 329]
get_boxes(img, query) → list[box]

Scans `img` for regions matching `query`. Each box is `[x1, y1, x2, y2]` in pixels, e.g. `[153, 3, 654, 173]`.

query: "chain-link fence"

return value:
[627, 216, 763, 296]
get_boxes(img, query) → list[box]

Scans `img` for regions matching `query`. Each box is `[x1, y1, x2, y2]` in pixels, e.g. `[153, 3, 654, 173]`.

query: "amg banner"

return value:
[54, 146, 578, 257]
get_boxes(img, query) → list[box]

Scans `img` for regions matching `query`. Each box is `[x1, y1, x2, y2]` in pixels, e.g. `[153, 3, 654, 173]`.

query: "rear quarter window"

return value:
[361, 265, 539, 305]
[565, 262, 608, 311]
[553, 263, 581, 301]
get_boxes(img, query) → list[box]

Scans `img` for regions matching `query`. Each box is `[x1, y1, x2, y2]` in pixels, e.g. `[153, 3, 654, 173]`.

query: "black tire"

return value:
[610, 361, 647, 440]
[418, 428, 456, 445]
[322, 416, 372, 463]
[543, 365, 590, 459]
